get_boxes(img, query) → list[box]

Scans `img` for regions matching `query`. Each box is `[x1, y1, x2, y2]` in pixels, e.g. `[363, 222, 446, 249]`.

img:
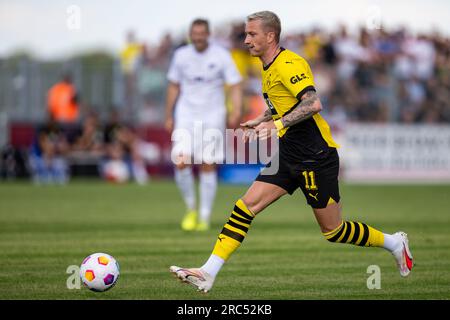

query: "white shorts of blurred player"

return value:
[171, 118, 225, 166]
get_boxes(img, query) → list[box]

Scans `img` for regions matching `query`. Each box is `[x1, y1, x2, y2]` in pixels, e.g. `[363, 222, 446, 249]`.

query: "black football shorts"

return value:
[255, 148, 340, 209]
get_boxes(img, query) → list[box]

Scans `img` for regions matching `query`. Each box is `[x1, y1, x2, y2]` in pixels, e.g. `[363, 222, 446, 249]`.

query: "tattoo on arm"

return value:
[281, 91, 320, 127]
[261, 109, 273, 122]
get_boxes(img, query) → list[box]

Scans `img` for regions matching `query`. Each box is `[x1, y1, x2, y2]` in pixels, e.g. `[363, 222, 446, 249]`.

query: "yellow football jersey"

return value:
[261, 48, 339, 156]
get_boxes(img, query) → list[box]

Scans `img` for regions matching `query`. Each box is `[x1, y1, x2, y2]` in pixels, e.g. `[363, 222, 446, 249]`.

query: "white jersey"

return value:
[167, 43, 241, 121]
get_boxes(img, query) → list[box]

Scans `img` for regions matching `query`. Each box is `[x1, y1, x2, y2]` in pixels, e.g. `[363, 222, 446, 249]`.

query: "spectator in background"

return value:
[120, 31, 143, 116]
[29, 116, 70, 184]
[120, 31, 142, 75]
[302, 27, 323, 63]
[103, 110, 158, 184]
[334, 25, 371, 82]
[102, 110, 131, 183]
[47, 73, 79, 124]
[71, 112, 104, 157]
[321, 95, 348, 132]
[320, 33, 337, 66]
[137, 43, 167, 123]
[403, 34, 436, 81]
[154, 33, 174, 68]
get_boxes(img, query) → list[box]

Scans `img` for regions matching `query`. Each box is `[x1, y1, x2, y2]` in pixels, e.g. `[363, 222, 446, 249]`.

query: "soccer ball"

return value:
[80, 253, 120, 292]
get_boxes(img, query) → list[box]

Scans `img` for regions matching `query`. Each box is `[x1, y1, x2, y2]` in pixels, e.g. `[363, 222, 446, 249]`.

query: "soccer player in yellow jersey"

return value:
[170, 11, 413, 293]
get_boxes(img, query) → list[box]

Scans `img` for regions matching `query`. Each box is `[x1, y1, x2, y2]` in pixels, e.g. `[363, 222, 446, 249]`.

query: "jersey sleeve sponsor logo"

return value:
[290, 73, 309, 84]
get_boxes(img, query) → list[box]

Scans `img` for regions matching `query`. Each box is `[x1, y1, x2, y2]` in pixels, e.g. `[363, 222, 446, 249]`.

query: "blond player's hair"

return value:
[246, 11, 281, 43]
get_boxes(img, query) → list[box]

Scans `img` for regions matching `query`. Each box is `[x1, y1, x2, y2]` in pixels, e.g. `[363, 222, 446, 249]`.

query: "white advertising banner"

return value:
[339, 124, 450, 183]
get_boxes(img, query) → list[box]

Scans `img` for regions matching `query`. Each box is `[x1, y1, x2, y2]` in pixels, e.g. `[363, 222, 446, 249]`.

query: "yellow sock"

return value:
[323, 220, 385, 247]
[212, 199, 255, 260]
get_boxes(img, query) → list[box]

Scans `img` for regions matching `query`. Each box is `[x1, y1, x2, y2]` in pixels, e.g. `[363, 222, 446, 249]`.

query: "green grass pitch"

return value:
[0, 179, 449, 299]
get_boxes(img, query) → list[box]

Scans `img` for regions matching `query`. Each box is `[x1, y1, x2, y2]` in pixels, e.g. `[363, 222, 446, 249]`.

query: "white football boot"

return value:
[391, 232, 414, 277]
[170, 266, 214, 293]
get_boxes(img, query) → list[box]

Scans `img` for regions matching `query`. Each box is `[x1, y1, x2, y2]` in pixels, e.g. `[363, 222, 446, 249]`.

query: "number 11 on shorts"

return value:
[302, 170, 317, 190]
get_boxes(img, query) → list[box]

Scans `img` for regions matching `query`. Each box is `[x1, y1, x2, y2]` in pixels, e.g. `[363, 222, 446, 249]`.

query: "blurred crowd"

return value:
[122, 23, 450, 129]
[26, 110, 159, 184]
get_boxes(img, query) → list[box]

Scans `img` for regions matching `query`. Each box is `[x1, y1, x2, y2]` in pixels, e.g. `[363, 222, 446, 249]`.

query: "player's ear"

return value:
[266, 31, 276, 44]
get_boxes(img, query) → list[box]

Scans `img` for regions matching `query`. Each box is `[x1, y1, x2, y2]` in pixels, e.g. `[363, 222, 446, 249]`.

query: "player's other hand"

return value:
[240, 120, 276, 142]
[165, 117, 174, 133]
[254, 120, 276, 141]
[240, 119, 259, 143]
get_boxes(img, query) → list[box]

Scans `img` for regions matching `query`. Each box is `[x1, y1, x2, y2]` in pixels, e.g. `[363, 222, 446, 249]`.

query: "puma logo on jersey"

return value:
[308, 193, 319, 201]
[290, 73, 309, 84]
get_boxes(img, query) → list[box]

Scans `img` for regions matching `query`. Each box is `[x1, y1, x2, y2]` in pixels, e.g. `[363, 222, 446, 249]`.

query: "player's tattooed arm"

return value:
[253, 108, 272, 124]
[241, 108, 272, 128]
[280, 91, 322, 128]
[261, 108, 273, 122]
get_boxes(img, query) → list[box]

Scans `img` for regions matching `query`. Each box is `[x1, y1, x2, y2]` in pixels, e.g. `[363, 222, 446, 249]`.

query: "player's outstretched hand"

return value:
[240, 119, 261, 129]
[240, 119, 260, 143]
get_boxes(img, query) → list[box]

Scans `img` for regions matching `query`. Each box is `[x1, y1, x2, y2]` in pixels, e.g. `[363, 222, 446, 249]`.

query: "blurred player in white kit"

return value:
[165, 18, 242, 231]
